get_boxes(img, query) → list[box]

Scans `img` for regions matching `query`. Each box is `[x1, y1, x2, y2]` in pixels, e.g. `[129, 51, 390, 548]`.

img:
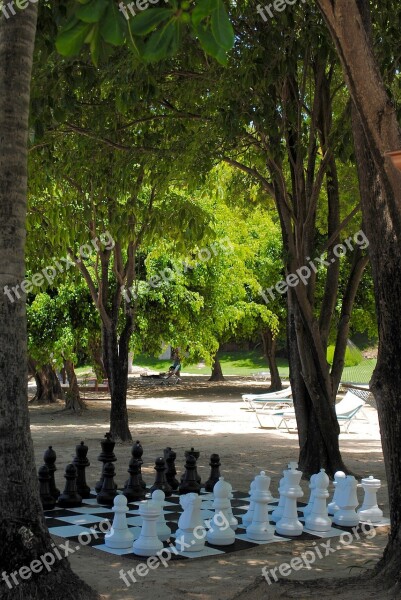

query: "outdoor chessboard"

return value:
[44, 489, 391, 562]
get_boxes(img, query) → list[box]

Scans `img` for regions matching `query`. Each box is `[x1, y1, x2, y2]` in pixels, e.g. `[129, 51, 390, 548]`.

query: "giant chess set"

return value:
[37, 434, 390, 561]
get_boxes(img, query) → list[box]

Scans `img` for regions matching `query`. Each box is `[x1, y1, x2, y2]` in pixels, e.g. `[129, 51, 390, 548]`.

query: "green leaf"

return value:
[195, 23, 227, 65]
[99, 1, 126, 45]
[211, 0, 234, 51]
[130, 8, 174, 36]
[90, 25, 101, 65]
[192, 0, 215, 27]
[76, 0, 109, 23]
[142, 19, 178, 62]
[56, 21, 92, 56]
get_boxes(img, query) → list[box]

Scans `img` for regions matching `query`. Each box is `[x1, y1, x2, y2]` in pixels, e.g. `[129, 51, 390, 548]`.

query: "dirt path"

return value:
[29, 376, 390, 600]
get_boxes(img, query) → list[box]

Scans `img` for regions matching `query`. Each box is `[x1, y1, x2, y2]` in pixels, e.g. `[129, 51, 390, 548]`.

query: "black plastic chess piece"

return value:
[58, 464, 82, 508]
[179, 455, 201, 495]
[95, 432, 117, 493]
[132, 440, 146, 490]
[97, 462, 118, 506]
[122, 458, 146, 502]
[38, 465, 56, 510]
[164, 447, 179, 491]
[43, 446, 60, 499]
[205, 453, 221, 492]
[73, 441, 91, 498]
[185, 447, 201, 485]
[149, 457, 173, 497]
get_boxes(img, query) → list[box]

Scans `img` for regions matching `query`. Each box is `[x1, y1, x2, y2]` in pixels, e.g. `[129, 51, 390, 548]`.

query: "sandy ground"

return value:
[28, 376, 391, 600]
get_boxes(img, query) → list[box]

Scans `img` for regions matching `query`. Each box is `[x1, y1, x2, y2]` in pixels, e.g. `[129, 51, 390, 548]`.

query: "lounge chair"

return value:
[272, 390, 367, 433]
[335, 391, 367, 432]
[242, 386, 292, 410]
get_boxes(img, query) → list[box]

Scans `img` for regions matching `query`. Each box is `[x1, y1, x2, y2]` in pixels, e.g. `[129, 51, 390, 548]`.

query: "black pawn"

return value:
[97, 462, 118, 506]
[185, 447, 201, 485]
[132, 440, 146, 490]
[164, 447, 179, 491]
[122, 458, 146, 502]
[95, 432, 117, 493]
[73, 441, 91, 499]
[38, 465, 56, 510]
[205, 454, 221, 492]
[149, 457, 173, 497]
[58, 464, 82, 508]
[179, 455, 201, 495]
[44, 446, 60, 499]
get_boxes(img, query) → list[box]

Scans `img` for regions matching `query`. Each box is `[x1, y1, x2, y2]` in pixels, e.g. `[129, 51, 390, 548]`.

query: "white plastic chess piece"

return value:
[303, 473, 317, 516]
[271, 468, 289, 524]
[242, 479, 256, 528]
[152, 489, 171, 542]
[206, 477, 235, 545]
[105, 494, 135, 548]
[305, 469, 332, 532]
[133, 499, 164, 556]
[328, 471, 346, 515]
[246, 471, 275, 541]
[357, 476, 383, 523]
[227, 481, 239, 531]
[333, 475, 359, 527]
[175, 493, 206, 552]
[275, 463, 304, 536]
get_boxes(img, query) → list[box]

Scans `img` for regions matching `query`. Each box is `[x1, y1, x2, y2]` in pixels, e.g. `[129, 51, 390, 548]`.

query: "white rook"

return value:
[358, 475, 383, 523]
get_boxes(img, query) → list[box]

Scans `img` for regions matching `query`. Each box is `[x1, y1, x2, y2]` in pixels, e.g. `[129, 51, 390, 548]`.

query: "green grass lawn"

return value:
[133, 350, 286, 376]
[77, 350, 375, 383]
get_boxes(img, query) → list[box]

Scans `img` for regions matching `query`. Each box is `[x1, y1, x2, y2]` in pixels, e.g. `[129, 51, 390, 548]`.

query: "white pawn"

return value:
[305, 469, 332, 532]
[175, 493, 205, 552]
[358, 476, 383, 523]
[152, 489, 171, 542]
[242, 479, 256, 528]
[227, 481, 239, 531]
[328, 471, 346, 515]
[133, 500, 163, 556]
[206, 477, 235, 546]
[276, 463, 304, 536]
[105, 494, 135, 548]
[303, 473, 318, 516]
[333, 475, 359, 527]
[246, 471, 275, 541]
[271, 469, 289, 524]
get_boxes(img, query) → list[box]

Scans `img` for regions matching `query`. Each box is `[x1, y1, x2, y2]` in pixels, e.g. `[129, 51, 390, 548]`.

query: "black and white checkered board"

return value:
[44, 489, 390, 562]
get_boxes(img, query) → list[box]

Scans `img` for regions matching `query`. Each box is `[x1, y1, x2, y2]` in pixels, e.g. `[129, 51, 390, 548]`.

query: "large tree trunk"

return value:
[209, 354, 225, 382]
[31, 364, 63, 404]
[103, 319, 132, 442]
[352, 105, 401, 590]
[64, 360, 86, 412]
[260, 329, 282, 391]
[0, 5, 99, 599]
[288, 294, 348, 478]
[316, 0, 401, 589]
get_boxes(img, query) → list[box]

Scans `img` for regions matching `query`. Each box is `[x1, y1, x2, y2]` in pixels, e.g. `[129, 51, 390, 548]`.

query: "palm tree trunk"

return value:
[64, 360, 86, 412]
[0, 6, 98, 599]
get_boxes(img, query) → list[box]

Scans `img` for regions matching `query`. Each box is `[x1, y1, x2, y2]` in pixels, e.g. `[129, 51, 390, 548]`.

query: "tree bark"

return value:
[88, 335, 107, 381]
[64, 360, 86, 412]
[31, 364, 64, 405]
[102, 318, 132, 442]
[209, 355, 225, 382]
[352, 104, 401, 589]
[260, 329, 282, 391]
[0, 5, 99, 599]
